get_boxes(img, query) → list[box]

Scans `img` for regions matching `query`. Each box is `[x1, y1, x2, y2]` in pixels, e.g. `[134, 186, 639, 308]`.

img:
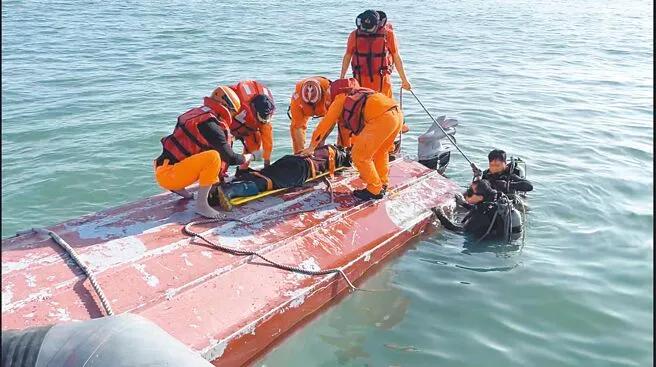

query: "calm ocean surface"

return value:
[2, 0, 653, 366]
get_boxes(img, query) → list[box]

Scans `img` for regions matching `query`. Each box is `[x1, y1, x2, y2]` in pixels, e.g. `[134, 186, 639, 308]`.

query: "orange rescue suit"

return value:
[229, 80, 275, 161]
[309, 91, 402, 195]
[289, 77, 332, 153]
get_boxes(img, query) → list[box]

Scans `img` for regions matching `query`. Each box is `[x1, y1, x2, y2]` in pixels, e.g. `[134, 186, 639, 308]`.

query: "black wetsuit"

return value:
[225, 145, 351, 193]
[482, 165, 533, 194]
[434, 200, 508, 240]
[237, 156, 312, 191]
[436, 178, 516, 240]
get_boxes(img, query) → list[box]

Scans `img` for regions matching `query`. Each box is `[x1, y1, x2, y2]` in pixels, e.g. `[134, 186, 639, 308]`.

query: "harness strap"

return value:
[327, 146, 337, 178]
[234, 120, 258, 135]
[178, 121, 212, 151]
[356, 33, 386, 38]
[167, 135, 192, 159]
[353, 51, 388, 57]
[250, 171, 273, 191]
[305, 157, 317, 179]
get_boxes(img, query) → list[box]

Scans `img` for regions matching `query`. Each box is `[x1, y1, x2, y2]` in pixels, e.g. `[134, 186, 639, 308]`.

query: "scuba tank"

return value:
[495, 194, 523, 241]
[509, 156, 527, 179]
[508, 156, 529, 201]
[506, 157, 528, 239]
[510, 207, 523, 234]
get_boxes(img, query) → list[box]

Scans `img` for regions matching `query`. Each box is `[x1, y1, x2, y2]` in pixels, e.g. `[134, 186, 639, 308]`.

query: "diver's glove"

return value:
[492, 180, 510, 192]
[470, 162, 482, 178]
[455, 192, 467, 206]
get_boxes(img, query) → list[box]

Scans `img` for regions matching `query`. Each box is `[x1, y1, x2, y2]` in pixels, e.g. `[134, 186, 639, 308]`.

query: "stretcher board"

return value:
[229, 167, 348, 206]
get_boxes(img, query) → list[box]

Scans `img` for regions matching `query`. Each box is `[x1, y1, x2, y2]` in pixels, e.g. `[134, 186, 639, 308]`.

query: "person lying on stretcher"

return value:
[208, 144, 352, 211]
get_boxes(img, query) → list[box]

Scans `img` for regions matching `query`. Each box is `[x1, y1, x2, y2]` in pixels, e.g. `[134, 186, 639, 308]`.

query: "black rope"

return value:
[183, 178, 383, 293]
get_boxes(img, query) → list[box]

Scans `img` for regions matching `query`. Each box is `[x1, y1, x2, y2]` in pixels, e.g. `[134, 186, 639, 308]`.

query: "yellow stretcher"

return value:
[229, 167, 347, 206]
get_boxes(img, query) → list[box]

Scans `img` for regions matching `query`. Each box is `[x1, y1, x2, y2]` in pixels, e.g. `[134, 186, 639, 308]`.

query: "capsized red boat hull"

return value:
[2, 159, 459, 366]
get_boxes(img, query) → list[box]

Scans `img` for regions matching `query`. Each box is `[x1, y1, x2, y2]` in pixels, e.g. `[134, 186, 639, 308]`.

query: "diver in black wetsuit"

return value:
[434, 179, 516, 240]
[208, 145, 352, 210]
[435, 149, 533, 241]
[474, 149, 533, 198]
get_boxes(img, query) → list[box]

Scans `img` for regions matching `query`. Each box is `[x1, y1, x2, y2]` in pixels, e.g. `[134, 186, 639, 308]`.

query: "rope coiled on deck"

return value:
[182, 177, 377, 292]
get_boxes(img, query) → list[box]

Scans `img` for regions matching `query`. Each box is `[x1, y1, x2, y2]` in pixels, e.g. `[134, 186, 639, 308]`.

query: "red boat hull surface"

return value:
[1, 159, 459, 366]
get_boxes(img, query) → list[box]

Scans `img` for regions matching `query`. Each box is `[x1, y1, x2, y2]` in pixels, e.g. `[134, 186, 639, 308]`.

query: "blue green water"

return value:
[2, 0, 653, 366]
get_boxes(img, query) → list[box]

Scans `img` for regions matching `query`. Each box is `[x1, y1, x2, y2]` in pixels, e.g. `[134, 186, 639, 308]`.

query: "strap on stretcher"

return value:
[229, 166, 346, 206]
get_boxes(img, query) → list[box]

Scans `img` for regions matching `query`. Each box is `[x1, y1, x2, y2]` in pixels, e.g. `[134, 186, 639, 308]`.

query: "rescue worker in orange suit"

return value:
[300, 78, 403, 201]
[290, 77, 334, 153]
[154, 86, 253, 218]
[229, 80, 276, 168]
[340, 10, 412, 98]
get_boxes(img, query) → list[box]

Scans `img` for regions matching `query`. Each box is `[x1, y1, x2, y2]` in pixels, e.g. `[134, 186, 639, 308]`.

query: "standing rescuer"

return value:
[340, 10, 412, 98]
[229, 80, 276, 168]
[300, 78, 403, 200]
[154, 86, 253, 218]
[289, 76, 348, 153]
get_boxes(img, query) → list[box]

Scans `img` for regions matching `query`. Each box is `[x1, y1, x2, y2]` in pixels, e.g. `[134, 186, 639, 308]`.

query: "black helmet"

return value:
[251, 94, 275, 124]
[356, 10, 380, 33]
[376, 10, 388, 27]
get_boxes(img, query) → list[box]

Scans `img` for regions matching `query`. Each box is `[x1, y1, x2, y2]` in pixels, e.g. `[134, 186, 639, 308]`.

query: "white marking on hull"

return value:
[25, 274, 37, 288]
[2, 285, 14, 310]
[48, 307, 71, 321]
[133, 263, 160, 287]
[79, 236, 147, 273]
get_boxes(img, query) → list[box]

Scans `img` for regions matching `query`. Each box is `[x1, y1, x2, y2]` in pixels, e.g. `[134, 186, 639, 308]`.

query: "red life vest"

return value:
[329, 78, 360, 100]
[339, 87, 376, 136]
[229, 80, 275, 139]
[160, 99, 233, 177]
[350, 24, 394, 83]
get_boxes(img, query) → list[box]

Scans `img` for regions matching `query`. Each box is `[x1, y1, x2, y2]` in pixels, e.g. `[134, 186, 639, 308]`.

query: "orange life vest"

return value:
[229, 80, 275, 139]
[339, 87, 376, 136]
[160, 98, 233, 177]
[351, 24, 394, 83]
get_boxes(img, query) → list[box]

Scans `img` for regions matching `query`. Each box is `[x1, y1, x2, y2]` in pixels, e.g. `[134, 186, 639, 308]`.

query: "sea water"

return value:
[2, 0, 652, 366]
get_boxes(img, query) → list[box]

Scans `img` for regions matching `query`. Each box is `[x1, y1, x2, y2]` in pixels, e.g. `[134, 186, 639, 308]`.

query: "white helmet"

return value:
[300, 79, 322, 104]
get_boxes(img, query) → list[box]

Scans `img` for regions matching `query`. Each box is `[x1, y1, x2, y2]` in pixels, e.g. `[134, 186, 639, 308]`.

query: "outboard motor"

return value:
[417, 115, 458, 173]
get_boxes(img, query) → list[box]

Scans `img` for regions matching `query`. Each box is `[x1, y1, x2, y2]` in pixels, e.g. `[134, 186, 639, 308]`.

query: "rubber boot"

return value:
[212, 185, 233, 212]
[353, 188, 384, 201]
